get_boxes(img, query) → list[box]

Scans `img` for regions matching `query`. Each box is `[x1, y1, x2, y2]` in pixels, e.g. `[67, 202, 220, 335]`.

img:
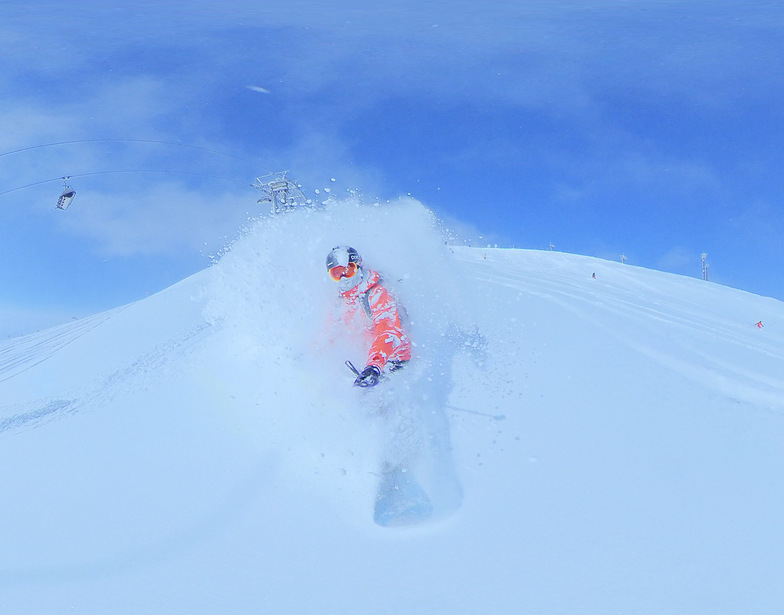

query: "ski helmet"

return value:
[326, 245, 364, 291]
[326, 246, 362, 270]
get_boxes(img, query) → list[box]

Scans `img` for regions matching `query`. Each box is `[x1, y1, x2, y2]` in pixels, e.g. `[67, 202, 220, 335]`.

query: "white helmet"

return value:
[326, 245, 364, 291]
[326, 245, 362, 269]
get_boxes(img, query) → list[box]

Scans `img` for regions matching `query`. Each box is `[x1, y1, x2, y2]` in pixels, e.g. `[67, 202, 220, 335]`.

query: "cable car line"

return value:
[0, 138, 254, 163]
[0, 169, 249, 198]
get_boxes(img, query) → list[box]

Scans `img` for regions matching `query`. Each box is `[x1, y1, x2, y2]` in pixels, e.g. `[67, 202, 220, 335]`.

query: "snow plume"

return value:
[202, 196, 475, 519]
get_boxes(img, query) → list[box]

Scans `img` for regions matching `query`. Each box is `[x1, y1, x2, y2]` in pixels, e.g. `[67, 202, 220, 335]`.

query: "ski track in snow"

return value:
[0, 399, 74, 433]
[0, 308, 212, 433]
[454, 248, 784, 411]
[0, 307, 129, 384]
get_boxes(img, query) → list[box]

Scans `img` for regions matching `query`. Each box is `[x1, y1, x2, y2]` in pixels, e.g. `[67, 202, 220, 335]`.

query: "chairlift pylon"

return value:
[56, 177, 76, 210]
[252, 171, 310, 214]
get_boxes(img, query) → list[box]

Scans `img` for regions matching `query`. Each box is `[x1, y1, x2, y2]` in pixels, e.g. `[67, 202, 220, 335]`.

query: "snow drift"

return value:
[2, 197, 784, 614]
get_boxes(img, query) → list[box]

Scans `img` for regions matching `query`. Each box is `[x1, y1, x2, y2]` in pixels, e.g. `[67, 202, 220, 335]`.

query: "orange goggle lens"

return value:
[329, 262, 358, 281]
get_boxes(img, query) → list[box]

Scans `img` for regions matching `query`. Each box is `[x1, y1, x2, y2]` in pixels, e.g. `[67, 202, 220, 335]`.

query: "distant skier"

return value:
[325, 246, 412, 388]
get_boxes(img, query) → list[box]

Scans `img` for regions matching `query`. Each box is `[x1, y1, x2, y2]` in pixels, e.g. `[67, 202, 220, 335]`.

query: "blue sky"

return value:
[2, 0, 784, 336]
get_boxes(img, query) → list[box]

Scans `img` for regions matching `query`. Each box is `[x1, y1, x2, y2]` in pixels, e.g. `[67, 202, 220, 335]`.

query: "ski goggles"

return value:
[328, 262, 358, 281]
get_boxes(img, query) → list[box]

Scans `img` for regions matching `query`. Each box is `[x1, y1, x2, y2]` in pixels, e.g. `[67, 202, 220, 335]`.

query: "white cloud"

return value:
[53, 181, 255, 257]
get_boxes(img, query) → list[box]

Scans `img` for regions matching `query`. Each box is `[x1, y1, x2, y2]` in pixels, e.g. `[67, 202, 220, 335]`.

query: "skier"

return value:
[325, 245, 411, 388]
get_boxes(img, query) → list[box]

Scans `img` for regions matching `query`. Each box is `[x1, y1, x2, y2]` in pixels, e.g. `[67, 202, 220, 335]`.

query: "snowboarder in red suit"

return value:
[326, 246, 412, 387]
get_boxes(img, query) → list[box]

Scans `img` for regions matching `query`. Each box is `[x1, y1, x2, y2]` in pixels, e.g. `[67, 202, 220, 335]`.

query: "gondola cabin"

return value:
[56, 180, 76, 210]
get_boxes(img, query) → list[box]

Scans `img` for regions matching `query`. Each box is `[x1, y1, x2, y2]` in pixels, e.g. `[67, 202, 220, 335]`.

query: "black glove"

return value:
[353, 365, 381, 388]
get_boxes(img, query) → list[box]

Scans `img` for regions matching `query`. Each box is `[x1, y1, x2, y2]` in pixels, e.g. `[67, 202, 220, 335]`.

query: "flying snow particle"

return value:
[246, 85, 272, 94]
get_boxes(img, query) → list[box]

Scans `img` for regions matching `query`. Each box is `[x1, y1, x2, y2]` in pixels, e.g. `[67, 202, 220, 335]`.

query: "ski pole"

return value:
[345, 360, 361, 377]
[445, 404, 506, 421]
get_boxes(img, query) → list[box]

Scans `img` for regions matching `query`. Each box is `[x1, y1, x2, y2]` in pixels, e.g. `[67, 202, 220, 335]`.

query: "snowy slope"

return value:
[2, 198, 784, 615]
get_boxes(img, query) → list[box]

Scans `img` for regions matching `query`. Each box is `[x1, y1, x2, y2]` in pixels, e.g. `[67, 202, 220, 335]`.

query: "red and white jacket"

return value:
[339, 269, 412, 372]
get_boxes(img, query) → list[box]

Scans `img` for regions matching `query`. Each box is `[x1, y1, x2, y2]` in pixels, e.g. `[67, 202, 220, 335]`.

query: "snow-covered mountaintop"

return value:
[2, 198, 783, 614]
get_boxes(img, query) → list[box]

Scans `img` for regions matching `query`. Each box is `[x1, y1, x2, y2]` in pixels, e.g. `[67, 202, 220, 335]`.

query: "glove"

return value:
[353, 365, 381, 388]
